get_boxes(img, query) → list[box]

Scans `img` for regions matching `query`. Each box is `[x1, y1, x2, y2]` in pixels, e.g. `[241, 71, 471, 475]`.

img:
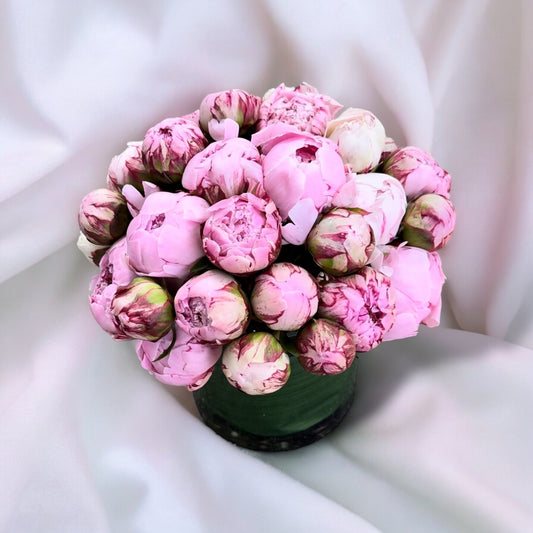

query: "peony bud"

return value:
[76, 232, 109, 265]
[401, 193, 456, 251]
[106, 141, 150, 192]
[318, 266, 396, 352]
[126, 191, 209, 280]
[199, 89, 261, 140]
[251, 262, 319, 331]
[306, 207, 375, 276]
[78, 188, 131, 245]
[202, 193, 282, 275]
[326, 108, 386, 173]
[174, 270, 250, 344]
[142, 117, 207, 185]
[382, 146, 451, 200]
[296, 318, 356, 375]
[222, 332, 291, 395]
[182, 137, 265, 204]
[111, 277, 174, 341]
[258, 83, 342, 136]
[136, 326, 222, 390]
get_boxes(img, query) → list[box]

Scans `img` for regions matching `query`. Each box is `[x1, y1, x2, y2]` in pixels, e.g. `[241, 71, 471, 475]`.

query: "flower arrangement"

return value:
[77, 83, 456, 398]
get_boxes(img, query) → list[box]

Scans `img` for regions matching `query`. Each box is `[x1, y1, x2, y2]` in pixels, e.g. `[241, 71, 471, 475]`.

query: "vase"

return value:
[193, 357, 357, 452]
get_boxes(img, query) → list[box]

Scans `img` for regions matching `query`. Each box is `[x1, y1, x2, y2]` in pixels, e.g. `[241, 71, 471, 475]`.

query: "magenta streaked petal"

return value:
[296, 318, 356, 375]
[142, 117, 207, 185]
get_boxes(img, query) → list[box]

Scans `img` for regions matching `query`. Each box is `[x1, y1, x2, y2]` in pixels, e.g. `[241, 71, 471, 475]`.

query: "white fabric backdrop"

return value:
[1, 0, 532, 531]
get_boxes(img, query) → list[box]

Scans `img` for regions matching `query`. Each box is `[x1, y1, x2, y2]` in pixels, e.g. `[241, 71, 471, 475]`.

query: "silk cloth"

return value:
[1, 1, 532, 531]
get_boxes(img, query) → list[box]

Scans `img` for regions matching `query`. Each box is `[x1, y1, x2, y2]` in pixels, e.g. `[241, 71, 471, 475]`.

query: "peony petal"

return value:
[281, 199, 318, 245]
[208, 118, 240, 141]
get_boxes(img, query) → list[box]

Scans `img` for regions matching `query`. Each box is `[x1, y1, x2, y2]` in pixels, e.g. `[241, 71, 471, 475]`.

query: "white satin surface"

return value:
[1, 1, 532, 531]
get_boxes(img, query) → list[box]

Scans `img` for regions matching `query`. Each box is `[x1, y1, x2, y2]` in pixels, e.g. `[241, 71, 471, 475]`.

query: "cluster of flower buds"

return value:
[78, 83, 455, 395]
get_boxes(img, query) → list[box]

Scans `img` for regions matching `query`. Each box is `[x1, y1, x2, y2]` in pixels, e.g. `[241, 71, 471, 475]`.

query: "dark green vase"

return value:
[193, 357, 357, 452]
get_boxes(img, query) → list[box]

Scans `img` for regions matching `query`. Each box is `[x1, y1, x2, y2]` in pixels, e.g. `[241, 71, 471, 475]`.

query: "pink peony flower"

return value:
[78, 188, 131, 246]
[261, 131, 346, 245]
[332, 172, 407, 245]
[136, 326, 222, 390]
[182, 137, 265, 204]
[202, 193, 281, 275]
[222, 332, 291, 395]
[326, 108, 386, 173]
[401, 193, 456, 251]
[199, 89, 261, 140]
[125, 191, 209, 280]
[88, 238, 137, 340]
[111, 277, 174, 341]
[258, 82, 342, 136]
[296, 318, 356, 375]
[251, 262, 319, 331]
[378, 245, 445, 341]
[106, 141, 150, 192]
[142, 117, 207, 185]
[306, 207, 375, 276]
[174, 270, 250, 345]
[382, 146, 451, 200]
[318, 266, 396, 352]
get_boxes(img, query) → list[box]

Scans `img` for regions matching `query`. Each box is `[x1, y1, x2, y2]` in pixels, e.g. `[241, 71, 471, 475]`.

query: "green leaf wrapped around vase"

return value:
[193, 355, 358, 452]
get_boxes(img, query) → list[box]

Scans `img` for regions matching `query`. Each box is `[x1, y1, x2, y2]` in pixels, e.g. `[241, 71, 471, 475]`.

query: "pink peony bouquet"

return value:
[77, 83, 456, 396]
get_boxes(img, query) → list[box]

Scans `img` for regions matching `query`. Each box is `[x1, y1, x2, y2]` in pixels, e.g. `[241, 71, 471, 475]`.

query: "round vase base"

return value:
[193, 358, 358, 452]
[194, 386, 356, 452]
